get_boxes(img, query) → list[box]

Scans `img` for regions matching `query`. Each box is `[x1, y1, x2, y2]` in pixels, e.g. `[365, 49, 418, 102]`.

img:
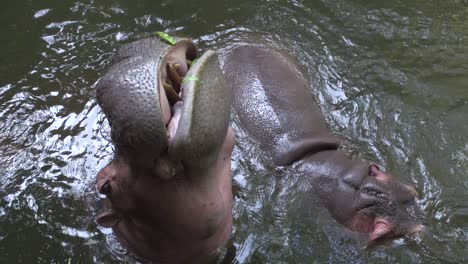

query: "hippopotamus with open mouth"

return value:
[95, 37, 234, 263]
[94, 37, 423, 262]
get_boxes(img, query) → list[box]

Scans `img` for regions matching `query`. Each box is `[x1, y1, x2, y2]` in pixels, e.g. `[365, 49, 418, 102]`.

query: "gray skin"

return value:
[223, 45, 423, 243]
[95, 37, 234, 263]
[95, 38, 423, 262]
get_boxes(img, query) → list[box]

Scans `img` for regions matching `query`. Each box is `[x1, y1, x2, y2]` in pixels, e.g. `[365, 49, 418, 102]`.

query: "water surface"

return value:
[0, 0, 467, 263]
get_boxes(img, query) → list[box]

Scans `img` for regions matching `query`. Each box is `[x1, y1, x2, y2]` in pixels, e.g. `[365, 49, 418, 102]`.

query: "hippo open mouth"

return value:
[96, 37, 231, 171]
[157, 41, 197, 145]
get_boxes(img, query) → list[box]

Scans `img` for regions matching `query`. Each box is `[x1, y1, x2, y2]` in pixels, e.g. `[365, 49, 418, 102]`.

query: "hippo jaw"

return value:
[96, 37, 232, 174]
[166, 48, 232, 169]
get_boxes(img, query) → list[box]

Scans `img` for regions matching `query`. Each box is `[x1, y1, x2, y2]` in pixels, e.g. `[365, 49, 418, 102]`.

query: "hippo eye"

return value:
[100, 181, 112, 194]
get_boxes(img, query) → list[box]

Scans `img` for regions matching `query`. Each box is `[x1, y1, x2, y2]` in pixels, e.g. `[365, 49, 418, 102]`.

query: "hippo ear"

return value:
[368, 164, 381, 176]
[96, 210, 120, 228]
[169, 50, 232, 168]
[368, 164, 391, 182]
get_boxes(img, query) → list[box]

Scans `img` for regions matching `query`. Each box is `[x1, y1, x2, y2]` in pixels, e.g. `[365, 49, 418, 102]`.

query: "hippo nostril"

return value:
[100, 181, 111, 194]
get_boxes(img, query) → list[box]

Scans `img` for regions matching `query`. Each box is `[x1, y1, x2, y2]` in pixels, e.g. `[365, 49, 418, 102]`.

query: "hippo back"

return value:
[223, 46, 341, 166]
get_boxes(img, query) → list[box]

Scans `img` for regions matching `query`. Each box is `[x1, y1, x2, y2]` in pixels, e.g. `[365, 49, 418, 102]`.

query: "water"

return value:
[0, 0, 467, 263]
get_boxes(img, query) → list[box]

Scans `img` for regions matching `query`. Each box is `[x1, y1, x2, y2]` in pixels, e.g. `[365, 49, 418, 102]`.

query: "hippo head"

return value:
[324, 163, 424, 244]
[93, 37, 234, 261]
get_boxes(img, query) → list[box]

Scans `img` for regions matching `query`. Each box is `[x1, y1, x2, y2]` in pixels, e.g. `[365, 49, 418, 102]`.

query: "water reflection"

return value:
[0, 0, 466, 263]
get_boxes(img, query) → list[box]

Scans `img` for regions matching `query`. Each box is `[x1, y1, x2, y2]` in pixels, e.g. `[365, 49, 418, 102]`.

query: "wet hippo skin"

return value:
[223, 45, 423, 243]
[94, 37, 423, 263]
[95, 37, 234, 263]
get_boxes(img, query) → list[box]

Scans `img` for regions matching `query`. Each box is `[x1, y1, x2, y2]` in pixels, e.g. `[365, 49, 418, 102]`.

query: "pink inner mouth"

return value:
[349, 210, 395, 242]
[159, 56, 193, 144]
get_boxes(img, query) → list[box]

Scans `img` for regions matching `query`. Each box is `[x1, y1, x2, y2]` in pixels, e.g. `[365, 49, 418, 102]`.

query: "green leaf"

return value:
[182, 75, 202, 85]
[190, 58, 199, 66]
[155, 32, 176, 45]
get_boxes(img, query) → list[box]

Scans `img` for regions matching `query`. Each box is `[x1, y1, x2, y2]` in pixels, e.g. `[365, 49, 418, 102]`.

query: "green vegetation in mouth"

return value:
[182, 75, 202, 85]
[155, 31, 177, 45]
[189, 58, 199, 66]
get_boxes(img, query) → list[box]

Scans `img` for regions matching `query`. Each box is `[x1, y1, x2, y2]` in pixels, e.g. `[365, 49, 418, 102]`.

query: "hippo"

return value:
[94, 37, 423, 262]
[222, 45, 423, 243]
[95, 37, 234, 263]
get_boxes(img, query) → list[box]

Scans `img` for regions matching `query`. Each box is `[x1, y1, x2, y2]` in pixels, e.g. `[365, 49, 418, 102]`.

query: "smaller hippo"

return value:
[223, 45, 423, 243]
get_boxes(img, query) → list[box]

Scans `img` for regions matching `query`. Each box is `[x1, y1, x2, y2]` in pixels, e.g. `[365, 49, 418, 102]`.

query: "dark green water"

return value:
[0, 0, 467, 263]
